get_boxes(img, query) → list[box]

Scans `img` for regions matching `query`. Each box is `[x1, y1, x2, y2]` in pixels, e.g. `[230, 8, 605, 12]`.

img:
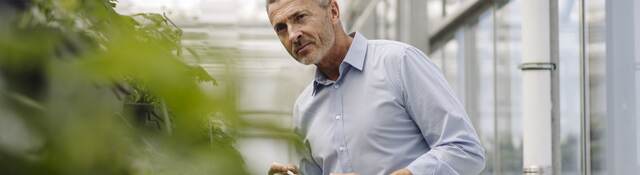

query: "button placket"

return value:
[337, 82, 352, 171]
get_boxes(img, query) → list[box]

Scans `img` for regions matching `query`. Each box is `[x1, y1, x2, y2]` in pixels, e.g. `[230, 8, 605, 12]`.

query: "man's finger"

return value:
[268, 162, 287, 175]
[286, 164, 299, 174]
[269, 162, 298, 175]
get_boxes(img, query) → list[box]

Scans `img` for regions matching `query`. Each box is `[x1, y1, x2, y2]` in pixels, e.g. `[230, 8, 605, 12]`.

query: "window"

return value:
[427, 0, 444, 26]
[375, 0, 398, 40]
[585, 0, 605, 174]
[466, 10, 496, 174]
[443, 37, 461, 97]
[558, 0, 582, 174]
[445, 0, 470, 16]
[495, 1, 524, 174]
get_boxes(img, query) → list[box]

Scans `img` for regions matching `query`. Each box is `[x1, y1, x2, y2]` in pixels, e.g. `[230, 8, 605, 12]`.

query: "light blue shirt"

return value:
[292, 33, 486, 175]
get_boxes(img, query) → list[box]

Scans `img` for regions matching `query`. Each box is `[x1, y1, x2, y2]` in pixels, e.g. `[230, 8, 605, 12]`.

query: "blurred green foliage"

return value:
[0, 0, 249, 174]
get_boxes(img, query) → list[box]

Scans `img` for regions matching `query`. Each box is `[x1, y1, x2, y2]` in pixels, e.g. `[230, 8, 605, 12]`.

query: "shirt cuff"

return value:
[405, 152, 440, 175]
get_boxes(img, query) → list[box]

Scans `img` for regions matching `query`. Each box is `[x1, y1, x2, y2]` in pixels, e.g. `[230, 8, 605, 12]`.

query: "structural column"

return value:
[521, 0, 556, 174]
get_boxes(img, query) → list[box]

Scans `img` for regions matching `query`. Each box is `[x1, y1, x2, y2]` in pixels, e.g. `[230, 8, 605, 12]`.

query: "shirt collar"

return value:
[312, 32, 368, 96]
[342, 32, 368, 71]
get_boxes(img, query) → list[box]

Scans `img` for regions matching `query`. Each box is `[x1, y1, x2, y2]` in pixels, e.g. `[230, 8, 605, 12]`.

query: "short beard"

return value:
[297, 20, 335, 65]
[298, 49, 326, 65]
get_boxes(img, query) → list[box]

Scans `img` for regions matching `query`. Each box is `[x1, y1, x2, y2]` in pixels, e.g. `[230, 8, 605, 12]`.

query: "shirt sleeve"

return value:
[299, 140, 322, 175]
[292, 100, 323, 175]
[388, 47, 486, 175]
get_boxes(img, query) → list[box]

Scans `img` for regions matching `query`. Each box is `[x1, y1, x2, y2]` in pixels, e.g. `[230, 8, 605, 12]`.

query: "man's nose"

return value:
[288, 28, 302, 44]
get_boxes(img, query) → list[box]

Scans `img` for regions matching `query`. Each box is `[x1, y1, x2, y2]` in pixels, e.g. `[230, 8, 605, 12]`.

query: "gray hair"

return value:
[266, 0, 330, 11]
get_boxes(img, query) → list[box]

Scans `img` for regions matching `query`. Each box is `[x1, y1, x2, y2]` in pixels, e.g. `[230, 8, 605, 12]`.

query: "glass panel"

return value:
[585, 0, 605, 174]
[375, 0, 398, 39]
[558, 0, 582, 174]
[427, 0, 444, 25]
[443, 38, 460, 95]
[495, 0, 524, 174]
[467, 11, 496, 175]
[445, 0, 469, 16]
[429, 50, 445, 70]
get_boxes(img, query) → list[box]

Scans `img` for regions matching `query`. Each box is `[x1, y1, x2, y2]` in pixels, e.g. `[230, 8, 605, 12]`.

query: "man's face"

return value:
[267, 0, 336, 65]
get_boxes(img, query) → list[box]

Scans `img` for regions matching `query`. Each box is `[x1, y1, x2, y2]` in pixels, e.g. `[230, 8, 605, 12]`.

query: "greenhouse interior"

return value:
[0, 0, 639, 175]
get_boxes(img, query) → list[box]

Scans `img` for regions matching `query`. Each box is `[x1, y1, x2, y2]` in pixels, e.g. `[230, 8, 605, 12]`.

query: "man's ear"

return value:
[329, 0, 340, 24]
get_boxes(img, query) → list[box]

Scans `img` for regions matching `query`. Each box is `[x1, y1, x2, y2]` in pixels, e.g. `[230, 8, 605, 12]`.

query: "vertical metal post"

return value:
[441, 0, 446, 18]
[491, 3, 502, 175]
[397, 0, 429, 52]
[578, 0, 591, 174]
[549, 0, 561, 174]
[456, 30, 466, 103]
[397, 0, 410, 42]
[463, 23, 477, 127]
[521, 0, 556, 173]
[348, 0, 383, 37]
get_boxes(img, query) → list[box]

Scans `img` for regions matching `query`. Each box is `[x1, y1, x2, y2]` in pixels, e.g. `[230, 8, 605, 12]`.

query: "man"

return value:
[266, 0, 486, 174]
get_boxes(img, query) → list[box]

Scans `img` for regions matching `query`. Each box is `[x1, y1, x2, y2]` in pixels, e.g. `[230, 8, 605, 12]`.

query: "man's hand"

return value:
[390, 168, 412, 175]
[328, 168, 411, 175]
[268, 162, 298, 175]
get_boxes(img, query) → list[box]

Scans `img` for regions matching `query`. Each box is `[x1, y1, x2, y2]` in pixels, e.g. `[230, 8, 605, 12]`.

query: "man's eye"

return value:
[274, 24, 287, 33]
[295, 14, 306, 22]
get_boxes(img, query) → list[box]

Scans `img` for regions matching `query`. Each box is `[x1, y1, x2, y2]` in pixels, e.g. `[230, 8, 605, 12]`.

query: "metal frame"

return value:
[428, 0, 492, 53]
[349, 0, 384, 34]
[491, 3, 502, 174]
[429, 1, 587, 175]
[549, 1, 561, 174]
[397, 0, 429, 52]
[456, 28, 467, 103]
[519, 63, 557, 71]
[462, 21, 477, 127]
[346, 0, 599, 174]
[578, 0, 591, 174]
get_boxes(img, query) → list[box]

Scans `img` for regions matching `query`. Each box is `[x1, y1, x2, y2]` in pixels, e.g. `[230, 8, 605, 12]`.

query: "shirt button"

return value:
[338, 146, 345, 152]
[333, 84, 339, 89]
[335, 115, 342, 120]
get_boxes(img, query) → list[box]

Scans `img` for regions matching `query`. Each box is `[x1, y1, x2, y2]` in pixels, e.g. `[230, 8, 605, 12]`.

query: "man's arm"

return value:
[387, 47, 486, 175]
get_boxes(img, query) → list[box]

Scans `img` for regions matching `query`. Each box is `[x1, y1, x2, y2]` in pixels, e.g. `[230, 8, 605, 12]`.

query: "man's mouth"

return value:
[295, 43, 312, 55]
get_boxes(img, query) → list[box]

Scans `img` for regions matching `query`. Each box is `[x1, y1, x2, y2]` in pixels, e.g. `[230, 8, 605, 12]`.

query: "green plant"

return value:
[0, 0, 248, 174]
